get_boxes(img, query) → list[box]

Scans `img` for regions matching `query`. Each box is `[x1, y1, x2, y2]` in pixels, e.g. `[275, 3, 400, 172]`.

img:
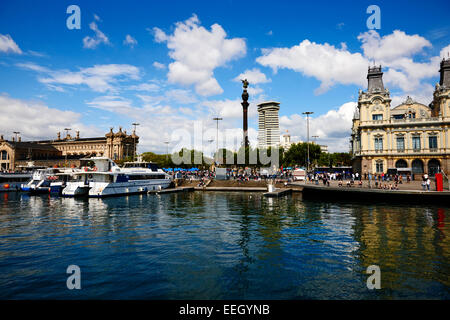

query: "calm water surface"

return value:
[0, 191, 449, 299]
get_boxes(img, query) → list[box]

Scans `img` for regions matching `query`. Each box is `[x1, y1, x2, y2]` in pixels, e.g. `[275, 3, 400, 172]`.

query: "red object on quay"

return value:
[435, 173, 443, 191]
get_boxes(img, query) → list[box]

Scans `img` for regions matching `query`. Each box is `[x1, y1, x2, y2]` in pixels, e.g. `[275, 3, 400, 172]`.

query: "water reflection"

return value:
[0, 191, 448, 299]
[353, 205, 450, 297]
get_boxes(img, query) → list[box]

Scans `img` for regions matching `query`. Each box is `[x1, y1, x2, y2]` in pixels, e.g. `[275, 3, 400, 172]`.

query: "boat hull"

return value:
[21, 186, 50, 194]
[88, 180, 171, 198]
[62, 183, 91, 197]
[0, 182, 23, 192]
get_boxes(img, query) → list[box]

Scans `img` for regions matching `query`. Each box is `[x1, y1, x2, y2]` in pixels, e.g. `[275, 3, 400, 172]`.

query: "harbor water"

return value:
[0, 191, 449, 299]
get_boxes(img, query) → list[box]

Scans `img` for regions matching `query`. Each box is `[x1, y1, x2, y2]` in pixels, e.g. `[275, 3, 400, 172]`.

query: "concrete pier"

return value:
[263, 188, 292, 197]
[148, 187, 194, 194]
[301, 184, 450, 205]
[194, 187, 267, 192]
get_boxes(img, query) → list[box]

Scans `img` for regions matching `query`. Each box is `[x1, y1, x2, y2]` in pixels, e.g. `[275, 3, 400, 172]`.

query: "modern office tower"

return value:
[257, 101, 280, 149]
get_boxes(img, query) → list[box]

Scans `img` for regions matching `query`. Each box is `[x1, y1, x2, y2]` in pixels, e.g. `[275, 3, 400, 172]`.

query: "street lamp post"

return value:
[312, 135, 319, 169]
[208, 139, 214, 159]
[164, 141, 170, 161]
[64, 128, 71, 166]
[302, 112, 313, 171]
[213, 117, 222, 164]
[132, 123, 139, 161]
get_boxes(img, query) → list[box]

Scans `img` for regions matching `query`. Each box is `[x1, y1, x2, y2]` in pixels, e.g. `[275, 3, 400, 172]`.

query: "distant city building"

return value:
[257, 101, 280, 149]
[351, 58, 450, 176]
[281, 130, 292, 149]
[0, 127, 138, 170]
[319, 145, 328, 153]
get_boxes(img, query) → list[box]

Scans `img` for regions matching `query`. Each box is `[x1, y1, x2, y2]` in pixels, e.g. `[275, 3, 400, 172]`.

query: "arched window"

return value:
[1, 150, 8, 160]
[375, 160, 384, 173]
[412, 159, 424, 174]
[428, 159, 440, 176]
[395, 159, 408, 168]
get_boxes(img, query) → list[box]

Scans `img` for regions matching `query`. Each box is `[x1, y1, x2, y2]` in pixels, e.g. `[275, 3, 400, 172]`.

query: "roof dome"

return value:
[114, 127, 126, 137]
[105, 128, 114, 138]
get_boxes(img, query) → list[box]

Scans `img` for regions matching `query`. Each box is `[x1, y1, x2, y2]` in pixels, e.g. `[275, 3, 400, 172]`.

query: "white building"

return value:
[257, 101, 280, 149]
[281, 130, 292, 149]
[319, 145, 328, 153]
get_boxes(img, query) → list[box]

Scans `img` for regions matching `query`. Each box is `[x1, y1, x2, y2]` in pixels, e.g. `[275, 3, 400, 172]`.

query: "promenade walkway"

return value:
[292, 180, 450, 205]
[294, 179, 435, 192]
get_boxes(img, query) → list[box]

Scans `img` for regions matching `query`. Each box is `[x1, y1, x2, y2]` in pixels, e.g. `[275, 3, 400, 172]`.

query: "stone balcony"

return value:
[360, 117, 442, 127]
[353, 147, 445, 157]
[391, 117, 440, 123]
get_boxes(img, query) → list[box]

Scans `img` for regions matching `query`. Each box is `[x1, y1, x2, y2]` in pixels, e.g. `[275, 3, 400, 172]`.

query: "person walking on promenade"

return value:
[368, 173, 372, 188]
[426, 177, 431, 191]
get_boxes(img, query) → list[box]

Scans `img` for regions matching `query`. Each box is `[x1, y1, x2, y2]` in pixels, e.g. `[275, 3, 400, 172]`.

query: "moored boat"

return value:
[21, 168, 61, 194]
[62, 157, 172, 197]
[49, 168, 83, 195]
[0, 172, 32, 192]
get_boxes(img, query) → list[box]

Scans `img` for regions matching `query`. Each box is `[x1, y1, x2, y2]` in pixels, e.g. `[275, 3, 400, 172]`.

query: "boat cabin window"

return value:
[80, 160, 96, 168]
[128, 174, 164, 180]
[0, 175, 30, 182]
[122, 162, 159, 171]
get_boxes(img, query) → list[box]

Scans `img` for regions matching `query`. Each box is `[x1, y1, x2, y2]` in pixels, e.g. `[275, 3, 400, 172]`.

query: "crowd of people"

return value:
[165, 167, 436, 191]
[303, 170, 435, 191]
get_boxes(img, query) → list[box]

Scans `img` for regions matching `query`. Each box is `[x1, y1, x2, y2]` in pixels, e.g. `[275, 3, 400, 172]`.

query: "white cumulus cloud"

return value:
[0, 95, 101, 140]
[280, 102, 357, 152]
[358, 30, 431, 63]
[17, 63, 140, 93]
[234, 68, 271, 84]
[123, 34, 137, 48]
[257, 30, 449, 97]
[257, 40, 368, 94]
[153, 61, 166, 69]
[153, 14, 246, 96]
[0, 34, 22, 54]
[83, 19, 111, 49]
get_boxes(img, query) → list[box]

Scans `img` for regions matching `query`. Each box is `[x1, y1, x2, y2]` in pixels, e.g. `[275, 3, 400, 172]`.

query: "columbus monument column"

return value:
[241, 79, 250, 148]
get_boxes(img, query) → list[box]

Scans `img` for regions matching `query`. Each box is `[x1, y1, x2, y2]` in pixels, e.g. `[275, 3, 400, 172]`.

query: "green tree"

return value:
[282, 142, 321, 168]
[316, 152, 352, 167]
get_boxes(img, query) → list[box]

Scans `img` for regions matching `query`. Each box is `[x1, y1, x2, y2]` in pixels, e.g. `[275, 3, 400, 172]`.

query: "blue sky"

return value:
[0, 0, 449, 153]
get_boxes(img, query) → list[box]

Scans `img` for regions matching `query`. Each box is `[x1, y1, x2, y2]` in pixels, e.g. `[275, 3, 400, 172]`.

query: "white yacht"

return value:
[62, 157, 171, 197]
[49, 168, 83, 195]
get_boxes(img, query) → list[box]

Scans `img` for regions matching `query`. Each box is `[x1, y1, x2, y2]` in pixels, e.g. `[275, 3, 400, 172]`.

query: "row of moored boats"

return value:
[0, 157, 172, 197]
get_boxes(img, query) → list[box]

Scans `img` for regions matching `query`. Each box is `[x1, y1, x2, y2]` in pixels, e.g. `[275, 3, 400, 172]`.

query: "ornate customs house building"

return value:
[0, 127, 138, 171]
[351, 58, 450, 177]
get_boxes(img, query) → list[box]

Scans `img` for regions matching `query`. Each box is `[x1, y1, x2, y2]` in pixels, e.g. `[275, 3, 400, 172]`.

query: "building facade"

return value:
[257, 101, 280, 149]
[319, 144, 328, 153]
[281, 130, 292, 149]
[0, 127, 139, 171]
[351, 58, 450, 177]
